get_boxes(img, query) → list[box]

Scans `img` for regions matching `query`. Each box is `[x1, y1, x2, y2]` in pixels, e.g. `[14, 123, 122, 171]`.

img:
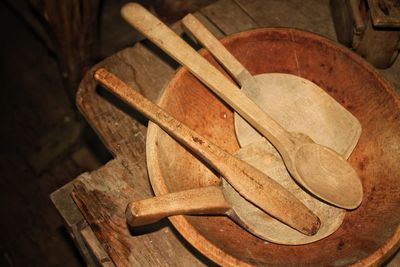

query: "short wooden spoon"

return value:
[94, 68, 320, 236]
[121, 3, 363, 209]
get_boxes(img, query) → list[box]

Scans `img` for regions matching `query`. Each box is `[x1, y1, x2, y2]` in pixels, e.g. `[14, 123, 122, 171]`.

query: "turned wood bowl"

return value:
[146, 28, 400, 266]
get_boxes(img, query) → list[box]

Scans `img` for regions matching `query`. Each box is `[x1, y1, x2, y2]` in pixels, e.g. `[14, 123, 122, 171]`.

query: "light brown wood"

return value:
[126, 186, 230, 227]
[182, 13, 251, 85]
[94, 68, 320, 236]
[234, 74, 362, 158]
[144, 26, 400, 265]
[181, 13, 362, 158]
[121, 3, 363, 209]
[127, 139, 345, 245]
[68, 1, 400, 265]
[72, 41, 212, 266]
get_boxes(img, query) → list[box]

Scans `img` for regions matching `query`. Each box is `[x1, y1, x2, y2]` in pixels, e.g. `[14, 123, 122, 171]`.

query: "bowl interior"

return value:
[146, 28, 400, 266]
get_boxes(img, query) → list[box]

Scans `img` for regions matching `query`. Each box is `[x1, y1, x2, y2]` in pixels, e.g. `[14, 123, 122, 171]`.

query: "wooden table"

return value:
[51, 0, 400, 266]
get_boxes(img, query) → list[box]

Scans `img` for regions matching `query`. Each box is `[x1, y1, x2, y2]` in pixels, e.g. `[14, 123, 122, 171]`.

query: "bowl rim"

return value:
[146, 27, 400, 266]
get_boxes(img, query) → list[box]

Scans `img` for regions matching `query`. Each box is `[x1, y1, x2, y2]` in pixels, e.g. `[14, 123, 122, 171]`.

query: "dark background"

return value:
[0, 0, 213, 266]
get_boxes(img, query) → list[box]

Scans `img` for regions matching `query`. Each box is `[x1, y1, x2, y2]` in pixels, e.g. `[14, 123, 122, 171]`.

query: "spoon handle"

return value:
[126, 186, 230, 227]
[121, 3, 294, 152]
[182, 14, 255, 89]
[94, 68, 320, 236]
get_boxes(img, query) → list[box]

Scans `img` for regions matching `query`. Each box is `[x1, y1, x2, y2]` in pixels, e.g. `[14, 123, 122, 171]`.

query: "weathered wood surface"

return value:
[72, 159, 208, 266]
[30, 0, 101, 99]
[51, 182, 112, 267]
[52, 0, 400, 265]
[69, 2, 262, 266]
[72, 40, 211, 265]
[235, 0, 337, 40]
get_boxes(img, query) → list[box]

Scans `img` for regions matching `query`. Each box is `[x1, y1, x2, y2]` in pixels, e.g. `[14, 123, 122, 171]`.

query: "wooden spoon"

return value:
[127, 139, 345, 244]
[120, 3, 363, 209]
[181, 14, 362, 159]
[94, 68, 320, 236]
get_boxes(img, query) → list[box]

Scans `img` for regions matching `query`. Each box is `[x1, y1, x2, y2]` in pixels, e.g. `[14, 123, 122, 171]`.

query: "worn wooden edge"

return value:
[50, 182, 108, 267]
[25, 114, 83, 174]
[351, 226, 400, 266]
[80, 226, 115, 267]
[146, 125, 251, 267]
[146, 27, 400, 266]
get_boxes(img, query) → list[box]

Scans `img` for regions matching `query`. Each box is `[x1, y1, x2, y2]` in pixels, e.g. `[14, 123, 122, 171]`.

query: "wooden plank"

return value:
[72, 158, 207, 267]
[80, 226, 115, 267]
[234, 0, 337, 40]
[76, 42, 175, 161]
[192, 12, 225, 39]
[72, 37, 211, 266]
[200, 0, 258, 35]
[50, 182, 99, 267]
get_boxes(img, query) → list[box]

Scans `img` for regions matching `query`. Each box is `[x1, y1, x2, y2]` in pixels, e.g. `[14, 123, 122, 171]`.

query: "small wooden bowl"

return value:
[146, 28, 400, 266]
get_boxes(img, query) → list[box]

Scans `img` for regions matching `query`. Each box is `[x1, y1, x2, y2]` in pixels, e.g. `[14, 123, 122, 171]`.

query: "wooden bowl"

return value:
[146, 28, 400, 266]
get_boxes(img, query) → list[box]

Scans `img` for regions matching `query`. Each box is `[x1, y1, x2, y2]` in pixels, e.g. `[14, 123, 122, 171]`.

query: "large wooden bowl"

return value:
[146, 28, 400, 266]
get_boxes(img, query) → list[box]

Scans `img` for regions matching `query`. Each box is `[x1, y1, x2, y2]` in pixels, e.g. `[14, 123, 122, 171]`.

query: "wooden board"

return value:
[235, 0, 337, 40]
[71, 40, 215, 265]
[72, 159, 208, 266]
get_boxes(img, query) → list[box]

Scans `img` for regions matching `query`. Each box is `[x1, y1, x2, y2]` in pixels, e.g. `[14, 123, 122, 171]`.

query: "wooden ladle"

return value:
[94, 68, 320, 236]
[121, 3, 363, 209]
[127, 139, 345, 244]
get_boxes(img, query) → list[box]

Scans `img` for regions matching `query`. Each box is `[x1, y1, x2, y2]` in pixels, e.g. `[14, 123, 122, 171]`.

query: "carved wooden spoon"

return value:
[121, 3, 363, 209]
[94, 68, 320, 236]
[181, 14, 361, 159]
[126, 139, 345, 244]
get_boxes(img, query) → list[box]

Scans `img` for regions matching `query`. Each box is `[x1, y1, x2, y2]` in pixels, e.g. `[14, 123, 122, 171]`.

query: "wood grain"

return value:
[73, 41, 213, 266]
[69, 0, 400, 265]
[181, 14, 361, 158]
[146, 27, 400, 266]
[94, 67, 320, 235]
[122, 3, 363, 209]
[126, 186, 230, 227]
[72, 159, 207, 267]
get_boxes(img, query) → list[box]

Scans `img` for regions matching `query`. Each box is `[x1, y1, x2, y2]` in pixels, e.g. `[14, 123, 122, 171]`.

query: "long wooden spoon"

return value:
[127, 139, 345, 244]
[94, 68, 320, 236]
[181, 14, 361, 159]
[120, 3, 363, 209]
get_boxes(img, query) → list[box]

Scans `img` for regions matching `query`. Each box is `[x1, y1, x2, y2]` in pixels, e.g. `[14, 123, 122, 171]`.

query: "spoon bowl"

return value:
[294, 143, 363, 209]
